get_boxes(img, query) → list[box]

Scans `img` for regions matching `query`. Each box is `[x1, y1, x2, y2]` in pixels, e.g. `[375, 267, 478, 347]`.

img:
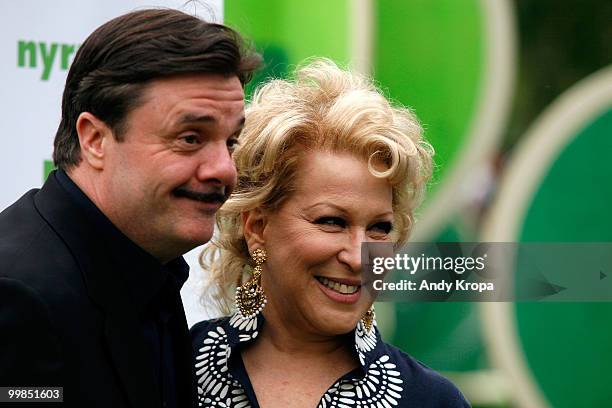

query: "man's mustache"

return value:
[172, 186, 229, 204]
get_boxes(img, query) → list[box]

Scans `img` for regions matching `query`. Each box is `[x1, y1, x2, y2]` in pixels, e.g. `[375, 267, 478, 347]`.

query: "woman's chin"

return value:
[307, 308, 365, 336]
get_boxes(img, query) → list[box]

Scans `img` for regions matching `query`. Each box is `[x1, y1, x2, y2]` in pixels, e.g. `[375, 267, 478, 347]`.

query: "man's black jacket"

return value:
[0, 173, 195, 407]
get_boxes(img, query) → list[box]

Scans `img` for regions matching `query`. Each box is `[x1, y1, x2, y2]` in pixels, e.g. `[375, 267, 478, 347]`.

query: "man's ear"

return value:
[75, 112, 113, 170]
[242, 208, 268, 253]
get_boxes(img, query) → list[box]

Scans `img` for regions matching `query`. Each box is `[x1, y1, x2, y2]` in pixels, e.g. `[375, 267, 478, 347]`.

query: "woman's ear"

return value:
[242, 208, 267, 253]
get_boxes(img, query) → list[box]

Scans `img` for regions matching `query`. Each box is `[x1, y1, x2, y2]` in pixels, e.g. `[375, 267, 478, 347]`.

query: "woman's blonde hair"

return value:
[201, 58, 433, 315]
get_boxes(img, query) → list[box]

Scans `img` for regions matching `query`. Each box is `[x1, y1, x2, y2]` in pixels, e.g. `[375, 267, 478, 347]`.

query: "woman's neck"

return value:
[239, 305, 360, 408]
[244, 300, 357, 364]
[257, 316, 353, 358]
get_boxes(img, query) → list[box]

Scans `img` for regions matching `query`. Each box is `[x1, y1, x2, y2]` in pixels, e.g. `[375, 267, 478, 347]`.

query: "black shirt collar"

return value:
[54, 169, 189, 313]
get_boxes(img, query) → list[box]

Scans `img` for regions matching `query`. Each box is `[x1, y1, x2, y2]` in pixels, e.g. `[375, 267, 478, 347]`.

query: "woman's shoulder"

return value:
[376, 339, 471, 407]
[190, 316, 231, 343]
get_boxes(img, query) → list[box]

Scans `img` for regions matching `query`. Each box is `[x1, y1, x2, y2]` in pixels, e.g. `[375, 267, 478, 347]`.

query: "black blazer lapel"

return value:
[172, 299, 198, 408]
[103, 307, 161, 408]
[34, 174, 161, 408]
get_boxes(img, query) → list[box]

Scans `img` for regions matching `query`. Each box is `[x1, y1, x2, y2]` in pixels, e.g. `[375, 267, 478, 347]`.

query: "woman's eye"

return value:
[370, 221, 393, 234]
[315, 217, 346, 228]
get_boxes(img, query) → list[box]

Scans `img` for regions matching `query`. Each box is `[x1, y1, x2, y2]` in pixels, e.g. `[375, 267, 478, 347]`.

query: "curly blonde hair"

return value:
[200, 58, 433, 315]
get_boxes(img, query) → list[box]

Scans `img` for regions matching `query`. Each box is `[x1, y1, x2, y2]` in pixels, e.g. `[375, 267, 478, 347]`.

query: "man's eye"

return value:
[227, 138, 240, 150]
[370, 221, 393, 234]
[181, 135, 200, 145]
[315, 217, 346, 228]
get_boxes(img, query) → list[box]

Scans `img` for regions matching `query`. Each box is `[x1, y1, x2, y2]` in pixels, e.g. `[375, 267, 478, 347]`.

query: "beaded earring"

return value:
[235, 248, 268, 318]
[361, 305, 375, 333]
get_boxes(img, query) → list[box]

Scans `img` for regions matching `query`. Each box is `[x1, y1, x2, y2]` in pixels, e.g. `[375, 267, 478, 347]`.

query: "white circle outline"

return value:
[479, 65, 612, 408]
[411, 0, 518, 241]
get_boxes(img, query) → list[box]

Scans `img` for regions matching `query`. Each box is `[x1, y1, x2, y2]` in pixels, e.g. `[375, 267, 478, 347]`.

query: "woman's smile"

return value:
[315, 275, 362, 304]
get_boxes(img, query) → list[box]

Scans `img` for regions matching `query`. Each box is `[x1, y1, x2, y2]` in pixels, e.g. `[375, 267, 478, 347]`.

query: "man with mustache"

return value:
[0, 9, 260, 408]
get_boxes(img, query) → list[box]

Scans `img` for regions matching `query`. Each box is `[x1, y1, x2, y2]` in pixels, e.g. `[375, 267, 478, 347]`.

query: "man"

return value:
[0, 9, 260, 408]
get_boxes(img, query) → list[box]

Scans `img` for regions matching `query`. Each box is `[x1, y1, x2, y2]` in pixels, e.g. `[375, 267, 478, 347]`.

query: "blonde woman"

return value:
[192, 59, 469, 408]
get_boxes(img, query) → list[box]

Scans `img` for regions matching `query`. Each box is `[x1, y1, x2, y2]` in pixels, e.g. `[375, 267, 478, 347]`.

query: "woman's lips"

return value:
[315, 276, 361, 304]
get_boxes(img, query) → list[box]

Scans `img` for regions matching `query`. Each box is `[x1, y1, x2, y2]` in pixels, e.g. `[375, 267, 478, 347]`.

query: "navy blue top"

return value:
[56, 170, 191, 408]
[191, 313, 470, 407]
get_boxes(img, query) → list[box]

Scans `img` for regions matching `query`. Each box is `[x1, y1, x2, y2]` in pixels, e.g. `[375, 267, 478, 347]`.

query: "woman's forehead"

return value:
[289, 151, 393, 208]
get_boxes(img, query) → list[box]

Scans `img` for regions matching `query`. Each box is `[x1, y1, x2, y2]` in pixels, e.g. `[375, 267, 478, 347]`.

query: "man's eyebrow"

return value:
[175, 115, 245, 134]
[176, 113, 215, 126]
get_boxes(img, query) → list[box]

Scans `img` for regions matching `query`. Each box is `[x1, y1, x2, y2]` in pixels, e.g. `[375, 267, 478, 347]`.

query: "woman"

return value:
[192, 59, 470, 407]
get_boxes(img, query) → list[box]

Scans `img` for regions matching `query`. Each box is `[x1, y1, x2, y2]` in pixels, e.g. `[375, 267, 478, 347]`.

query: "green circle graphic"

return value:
[516, 110, 612, 408]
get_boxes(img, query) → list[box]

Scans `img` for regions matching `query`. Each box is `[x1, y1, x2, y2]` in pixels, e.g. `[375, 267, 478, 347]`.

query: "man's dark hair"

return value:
[53, 8, 261, 170]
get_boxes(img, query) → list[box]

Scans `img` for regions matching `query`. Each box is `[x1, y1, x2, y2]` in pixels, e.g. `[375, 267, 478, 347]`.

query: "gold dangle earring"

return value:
[235, 248, 268, 318]
[361, 305, 375, 333]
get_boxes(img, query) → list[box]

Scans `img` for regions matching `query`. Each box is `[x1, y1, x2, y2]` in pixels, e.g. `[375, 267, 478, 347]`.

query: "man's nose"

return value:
[195, 141, 238, 189]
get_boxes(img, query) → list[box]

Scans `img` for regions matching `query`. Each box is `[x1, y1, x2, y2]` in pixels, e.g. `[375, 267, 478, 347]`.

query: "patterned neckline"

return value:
[195, 312, 405, 407]
[227, 313, 380, 369]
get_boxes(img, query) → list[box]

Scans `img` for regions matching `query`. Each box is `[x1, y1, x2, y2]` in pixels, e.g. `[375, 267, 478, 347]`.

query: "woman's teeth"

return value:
[317, 277, 359, 294]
